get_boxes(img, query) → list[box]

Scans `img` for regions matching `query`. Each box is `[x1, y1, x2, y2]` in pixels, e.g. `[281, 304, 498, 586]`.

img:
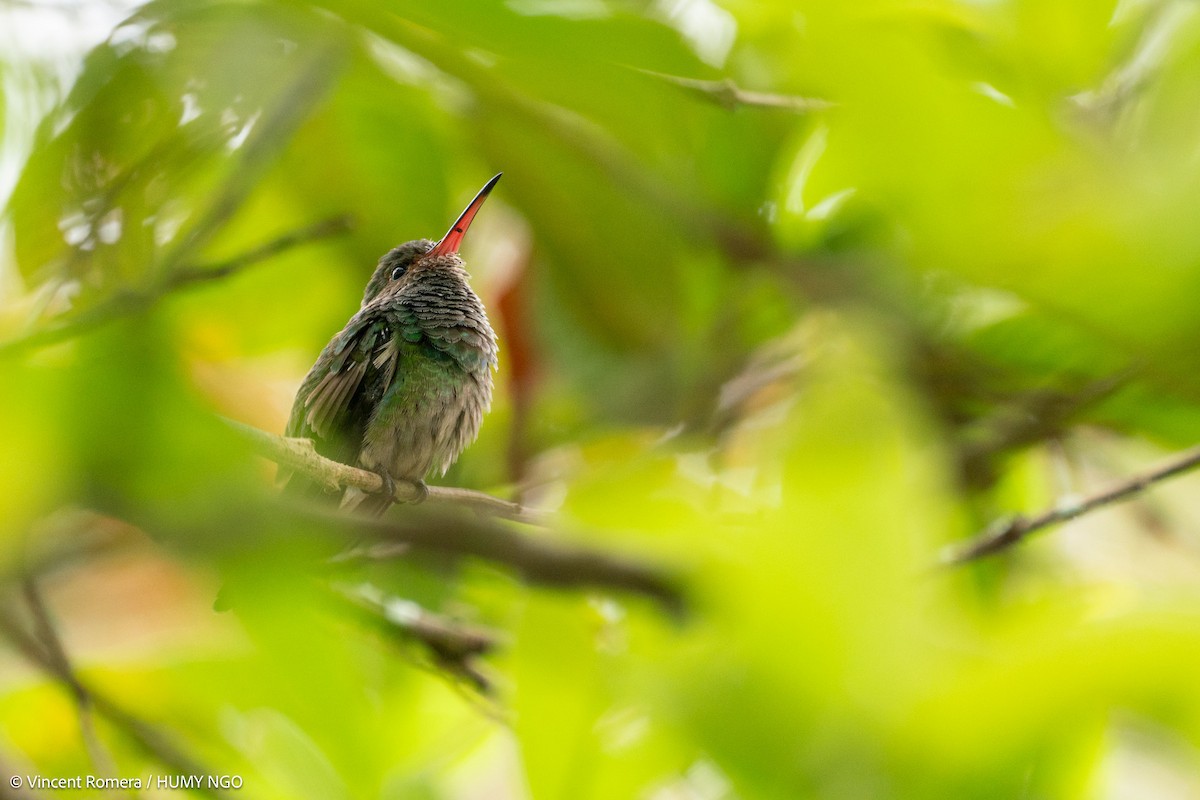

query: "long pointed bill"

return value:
[427, 173, 502, 258]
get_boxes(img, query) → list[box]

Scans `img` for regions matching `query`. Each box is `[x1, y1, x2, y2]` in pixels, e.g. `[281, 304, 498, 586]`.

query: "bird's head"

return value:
[362, 173, 501, 307]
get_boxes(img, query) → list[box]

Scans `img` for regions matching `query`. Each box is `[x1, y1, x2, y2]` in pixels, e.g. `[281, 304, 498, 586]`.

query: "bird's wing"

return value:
[285, 313, 399, 461]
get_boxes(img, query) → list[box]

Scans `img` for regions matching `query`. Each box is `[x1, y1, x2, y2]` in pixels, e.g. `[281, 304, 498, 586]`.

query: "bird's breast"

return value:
[357, 342, 493, 480]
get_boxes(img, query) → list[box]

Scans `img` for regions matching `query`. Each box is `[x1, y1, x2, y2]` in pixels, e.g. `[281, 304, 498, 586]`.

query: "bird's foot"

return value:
[371, 470, 427, 505]
[372, 469, 399, 505]
[399, 478, 428, 504]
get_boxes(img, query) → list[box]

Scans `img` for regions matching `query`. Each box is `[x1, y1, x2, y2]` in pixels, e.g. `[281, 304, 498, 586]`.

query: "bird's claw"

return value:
[371, 471, 427, 505]
[401, 478, 429, 504]
[372, 470, 399, 505]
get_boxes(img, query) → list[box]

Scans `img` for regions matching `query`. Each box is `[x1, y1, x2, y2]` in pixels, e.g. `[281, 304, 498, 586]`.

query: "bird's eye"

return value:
[391, 266, 405, 280]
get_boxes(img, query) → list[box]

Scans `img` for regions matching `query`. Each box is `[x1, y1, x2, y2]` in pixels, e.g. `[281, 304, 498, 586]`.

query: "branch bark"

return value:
[943, 442, 1200, 565]
[224, 416, 546, 525]
[225, 418, 685, 612]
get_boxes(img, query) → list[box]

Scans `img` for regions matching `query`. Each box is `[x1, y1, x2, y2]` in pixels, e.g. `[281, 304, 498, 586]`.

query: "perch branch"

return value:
[640, 69, 834, 112]
[943, 442, 1200, 565]
[224, 420, 684, 611]
[223, 416, 546, 525]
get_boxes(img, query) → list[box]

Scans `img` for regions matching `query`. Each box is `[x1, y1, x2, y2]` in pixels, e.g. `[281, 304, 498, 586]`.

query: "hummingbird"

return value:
[284, 174, 501, 514]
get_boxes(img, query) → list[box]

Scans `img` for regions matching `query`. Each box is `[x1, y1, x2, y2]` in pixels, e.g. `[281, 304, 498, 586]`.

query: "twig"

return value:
[639, 69, 833, 112]
[332, 583, 498, 692]
[223, 416, 546, 526]
[0, 216, 352, 357]
[1069, 2, 1195, 128]
[0, 604, 233, 799]
[955, 372, 1131, 490]
[419, 486, 546, 525]
[155, 43, 346, 273]
[346, 9, 767, 259]
[2, 42, 346, 358]
[19, 578, 118, 779]
[170, 215, 353, 286]
[943, 442, 1200, 565]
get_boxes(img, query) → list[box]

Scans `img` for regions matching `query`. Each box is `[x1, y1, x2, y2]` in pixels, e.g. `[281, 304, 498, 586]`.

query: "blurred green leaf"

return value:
[8, 1, 1200, 797]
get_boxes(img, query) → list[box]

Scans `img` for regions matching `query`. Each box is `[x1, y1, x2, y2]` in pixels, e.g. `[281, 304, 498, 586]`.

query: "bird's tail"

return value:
[339, 486, 393, 516]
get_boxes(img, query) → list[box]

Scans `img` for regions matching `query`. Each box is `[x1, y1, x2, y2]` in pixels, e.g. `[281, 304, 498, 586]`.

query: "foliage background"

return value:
[5, 0, 1200, 797]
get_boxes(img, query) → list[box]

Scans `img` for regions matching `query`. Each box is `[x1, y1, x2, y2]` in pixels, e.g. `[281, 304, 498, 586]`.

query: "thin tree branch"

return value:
[955, 371, 1132, 490]
[943, 442, 1200, 565]
[639, 69, 834, 112]
[0, 215, 352, 357]
[0, 603, 232, 800]
[287, 503, 686, 615]
[223, 416, 547, 526]
[3, 41, 346, 359]
[155, 43, 347, 274]
[1069, 2, 1194, 128]
[348, 9, 768, 260]
[332, 583, 498, 692]
[19, 578, 117, 779]
[170, 215, 354, 286]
